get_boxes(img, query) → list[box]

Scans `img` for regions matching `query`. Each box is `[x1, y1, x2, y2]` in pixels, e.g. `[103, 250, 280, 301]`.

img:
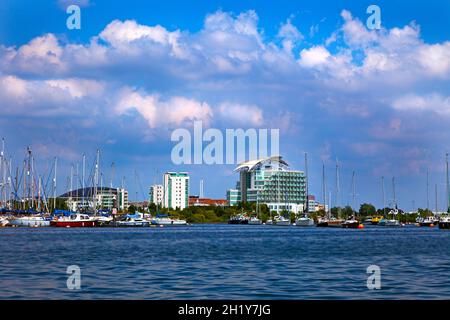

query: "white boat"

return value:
[9, 216, 51, 227]
[110, 216, 150, 227]
[0, 217, 9, 227]
[151, 214, 187, 226]
[295, 215, 315, 227]
[378, 218, 400, 227]
[273, 215, 290, 226]
[265, 219, 273, 225]
[248, 216, 262, 225]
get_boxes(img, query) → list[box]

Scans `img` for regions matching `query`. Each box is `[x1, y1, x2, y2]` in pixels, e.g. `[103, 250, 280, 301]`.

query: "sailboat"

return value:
[249, 193, 262, 225]
[342, 171, 363, 229]
[439, 154, 450, 230]
[378, 177, 400, 227]
[295, 153, 314, 227]
[317, 163, 343, 227]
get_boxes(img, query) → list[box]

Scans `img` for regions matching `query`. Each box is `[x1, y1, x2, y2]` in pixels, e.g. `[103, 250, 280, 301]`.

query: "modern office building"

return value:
[163, 172, 189, 210]
[227, 156, 307, 213]
[149, 184, 163, 206]
[60, 187, 129, 212]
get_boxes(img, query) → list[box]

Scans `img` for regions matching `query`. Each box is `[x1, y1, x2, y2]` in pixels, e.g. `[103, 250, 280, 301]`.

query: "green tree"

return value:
[359, 203, 376, 217]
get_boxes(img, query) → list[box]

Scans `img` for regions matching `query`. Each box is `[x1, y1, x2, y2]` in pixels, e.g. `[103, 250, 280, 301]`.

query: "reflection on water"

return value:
[0, 225, 450, 299]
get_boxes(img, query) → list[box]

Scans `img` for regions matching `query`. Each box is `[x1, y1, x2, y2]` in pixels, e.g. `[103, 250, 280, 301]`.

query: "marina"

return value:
[1, 224, 450, 300]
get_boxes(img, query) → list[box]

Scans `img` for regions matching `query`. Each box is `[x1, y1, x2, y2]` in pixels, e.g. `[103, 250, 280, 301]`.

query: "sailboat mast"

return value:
[82, 153, 86, 211]
[426, 169, 430, 210]
[435, 183, 438, 215]
[322, 163, 327, 216]
[53, 157, 57, 211]
[392, 177, 397, 209]
[304, 152, 309, 213]
[446, 153, 449, 212]
[351, 171, 356, 212]
[381, 176, 385, 216]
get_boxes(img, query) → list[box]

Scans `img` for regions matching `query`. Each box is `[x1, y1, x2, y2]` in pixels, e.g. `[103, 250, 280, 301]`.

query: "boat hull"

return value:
[50, 221, 97, 228]
[274, 221, 290, 226]
[439, 222, 450, 229]
[9, 218, 50, 227]
[109, 221, 150, 227]
[342, 221, 360, 229]
[248, 219, 262, 225]
[295, 219, 315, 227]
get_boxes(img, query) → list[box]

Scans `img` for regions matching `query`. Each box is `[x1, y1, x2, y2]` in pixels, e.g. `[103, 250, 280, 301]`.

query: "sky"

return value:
[1, 0, 450, 210]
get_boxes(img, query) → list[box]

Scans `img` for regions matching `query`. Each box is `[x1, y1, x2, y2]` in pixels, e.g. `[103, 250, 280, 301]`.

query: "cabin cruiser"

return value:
[439, 215, 450, 230]
[151, 214, 187, 226]
[295, 214, 314, 227]
[248, 216, 262, 225]
[378, 218, 400, 227]
[109, 213, 150, 227]
[342, 215, 361, 229]
[418, 216, 435, 227]
[50, 213, 97, 227]
[273, 215, 290, 226]
[317, 216, 344, 227]
[228, 214, 249, 225]
[9, 215, 51, 227]
[0, 216, 9, 227]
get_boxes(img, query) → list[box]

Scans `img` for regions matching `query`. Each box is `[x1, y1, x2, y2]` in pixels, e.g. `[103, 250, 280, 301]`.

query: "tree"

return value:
[359, 203, 376, 217]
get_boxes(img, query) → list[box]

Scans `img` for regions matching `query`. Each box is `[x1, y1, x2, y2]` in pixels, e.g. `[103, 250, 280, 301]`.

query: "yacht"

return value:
[9, 215, 51, 227]
[151, 214, 187, 226]
[418, 216, 435, 227]
[295, 214, 314, 227]
[110, 214, 150, 227]
[273, 215, 290, 226]
[50, 213, 97, 228]
[439, 215, 450, 230]
[0, 217, 9, 227]
[378, 209, 400, 227]
[342, 215, 361, 229]
[228, 214, 249, 225]
[248, 216, 262, 225]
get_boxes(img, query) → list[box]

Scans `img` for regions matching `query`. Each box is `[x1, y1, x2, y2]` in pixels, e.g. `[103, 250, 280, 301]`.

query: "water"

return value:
[1, 224, 450, 299]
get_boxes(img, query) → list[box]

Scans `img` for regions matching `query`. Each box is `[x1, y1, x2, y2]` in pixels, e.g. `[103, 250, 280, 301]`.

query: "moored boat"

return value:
[109, 214, 150, 227]
[439, 215, 450, 230]
[248, 216, 262, 225]
[151, 214, 187, 226]
[228, 214, 249, 225]
[295, 215, 314, 227]
[418, 216, 435, 227]
[50, 213, 97, 228]
[342, 215, 361, 229]
[9, 215, 51, 227]
[273, 215, 290, 226]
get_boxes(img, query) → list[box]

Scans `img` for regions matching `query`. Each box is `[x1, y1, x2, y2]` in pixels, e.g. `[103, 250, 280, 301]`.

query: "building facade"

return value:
[227, 156, 307, 213]
[149, 184, 163, 206]
[163, 172, 189, 210]
[61, 187, 129, 212]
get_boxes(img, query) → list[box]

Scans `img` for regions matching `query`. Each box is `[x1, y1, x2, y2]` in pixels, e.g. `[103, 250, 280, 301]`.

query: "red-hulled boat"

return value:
[50, 213, 97, 228]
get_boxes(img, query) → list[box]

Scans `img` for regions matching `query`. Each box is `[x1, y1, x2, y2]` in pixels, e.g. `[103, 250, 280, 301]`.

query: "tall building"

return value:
[163, 172, 189, 210]
[60, 187, 129, 211]
[149, 184, 163, 206]
[226, 156, 307, 213]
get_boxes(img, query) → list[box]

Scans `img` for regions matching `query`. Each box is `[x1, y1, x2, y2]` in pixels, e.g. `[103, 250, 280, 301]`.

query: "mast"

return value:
[426, 169, 429, 210]
[435, 184, 438, 214]
[381, 176, 385, 216]
[351, 171, 356, 213]
[53, 157, 57, 211]
[392, 176, 397, 209]
[82, 154, 86, 211]
[446, 153, 449, 212]
[322, 163, 327, 218]
[304, 152, 309, 214]
[110, 162, 115, 210]
[93, 149, 100, 214]
[0, 138, 4, 208]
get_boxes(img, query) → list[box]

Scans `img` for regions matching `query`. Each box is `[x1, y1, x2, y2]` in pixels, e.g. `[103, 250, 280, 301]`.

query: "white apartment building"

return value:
[163, 172, 189, 210]
[149, 184, 163, 206]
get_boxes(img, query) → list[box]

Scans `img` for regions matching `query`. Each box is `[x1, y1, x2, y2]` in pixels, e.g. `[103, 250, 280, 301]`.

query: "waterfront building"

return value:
[149, 184, 163, 206]
[189, 196, 227, 207]
[60, 187, 129, 211]
[163, 172, 189, 210]
[227, 156, 307, 213]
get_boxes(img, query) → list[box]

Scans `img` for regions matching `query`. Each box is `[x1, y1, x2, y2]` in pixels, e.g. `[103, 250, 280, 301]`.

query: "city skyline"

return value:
[1, 0, 450, 210]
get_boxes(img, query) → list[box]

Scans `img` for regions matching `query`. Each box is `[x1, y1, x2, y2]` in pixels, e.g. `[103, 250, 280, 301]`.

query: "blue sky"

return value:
[1, 0, 450, 210]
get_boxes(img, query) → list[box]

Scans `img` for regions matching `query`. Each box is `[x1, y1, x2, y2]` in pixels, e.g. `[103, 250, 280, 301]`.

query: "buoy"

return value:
[358, 224, 364, 229]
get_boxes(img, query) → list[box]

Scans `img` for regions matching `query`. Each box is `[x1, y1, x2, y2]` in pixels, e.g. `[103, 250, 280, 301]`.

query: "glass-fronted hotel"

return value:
[226, 156, 307, 213]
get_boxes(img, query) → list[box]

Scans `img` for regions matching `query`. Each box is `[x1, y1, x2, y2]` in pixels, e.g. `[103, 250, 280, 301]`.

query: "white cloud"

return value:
[218, 102, 264, 126]
[392, 94, 450, 115]
[299, 46, 330, 68]
[115, 88, 213, 128]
